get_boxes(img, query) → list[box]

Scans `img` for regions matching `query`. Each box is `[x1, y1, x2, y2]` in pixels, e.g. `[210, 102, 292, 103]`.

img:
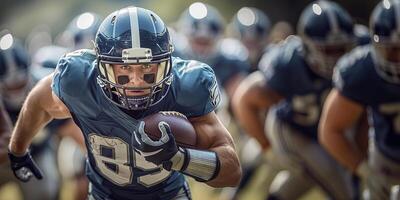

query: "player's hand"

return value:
[356, 160, 389, 199]
[133, 121, 184, 170]
[8, 149, 43, 182]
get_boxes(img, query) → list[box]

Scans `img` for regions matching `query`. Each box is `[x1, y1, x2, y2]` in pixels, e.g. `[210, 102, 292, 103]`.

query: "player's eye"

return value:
[120, 65, 131, 70]
[143, 73, 155, 84]
[117, 75, 130, 84]
[142, 64, 151, 69]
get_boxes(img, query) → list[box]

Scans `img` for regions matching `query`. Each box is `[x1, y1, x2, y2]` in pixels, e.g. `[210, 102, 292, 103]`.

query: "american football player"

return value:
[0, 31, 60, 200]
[319, 0, 400, 199]
[8, 7, 241, 200]
[232, 1, 358, 199]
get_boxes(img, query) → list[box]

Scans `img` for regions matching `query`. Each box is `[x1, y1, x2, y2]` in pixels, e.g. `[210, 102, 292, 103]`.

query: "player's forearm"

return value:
[206, 145, 241, 187]
[234, 101, 269, 150]
[9, 94, 53, 155]
[319, 128, 364, 172]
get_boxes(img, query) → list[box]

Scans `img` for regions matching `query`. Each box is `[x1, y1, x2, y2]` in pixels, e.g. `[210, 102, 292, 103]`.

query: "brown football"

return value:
[142, 111, 197, 148]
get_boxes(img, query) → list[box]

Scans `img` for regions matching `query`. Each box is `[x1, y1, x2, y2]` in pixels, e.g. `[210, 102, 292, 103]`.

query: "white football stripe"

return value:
[394, 1, 400, 34]
[319, 0, 339, 35]
[128, 7, 141, 48]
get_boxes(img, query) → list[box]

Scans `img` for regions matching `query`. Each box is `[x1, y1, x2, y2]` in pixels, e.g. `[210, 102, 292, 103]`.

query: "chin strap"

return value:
[169, 147, 220, 182]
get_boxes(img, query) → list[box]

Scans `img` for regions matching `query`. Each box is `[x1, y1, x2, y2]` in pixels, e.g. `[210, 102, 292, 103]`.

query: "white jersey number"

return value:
[379, 103, 400, 134]
[291, 90, 329, 126]
[88, 134, 171, 187]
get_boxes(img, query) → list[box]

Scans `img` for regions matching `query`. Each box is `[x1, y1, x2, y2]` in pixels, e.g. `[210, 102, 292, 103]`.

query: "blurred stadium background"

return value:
[0, 0, 381, 199]
[1, 0, 380, 41]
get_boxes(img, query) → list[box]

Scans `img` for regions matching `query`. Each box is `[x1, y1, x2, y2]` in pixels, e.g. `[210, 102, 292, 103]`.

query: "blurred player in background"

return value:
[233, 0, 359, 199]
[0, 30, 60, 200]
[319, 0, 400, 199]
[8, 6, 241, 200]
[224, 7, 285, 200]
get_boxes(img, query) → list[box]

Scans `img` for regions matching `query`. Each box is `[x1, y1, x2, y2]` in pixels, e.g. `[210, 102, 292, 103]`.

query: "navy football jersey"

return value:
[259, 36, 332, 139]
[52, 50, 220, 199]
[334, 45, 400, 161]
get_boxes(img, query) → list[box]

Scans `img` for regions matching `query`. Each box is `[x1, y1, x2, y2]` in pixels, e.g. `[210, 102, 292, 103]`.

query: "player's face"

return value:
[112, 63, 158, 96]
[189, 36, 216, 57]
[315, 43, 352, 62]
[375, 43, 400, 63]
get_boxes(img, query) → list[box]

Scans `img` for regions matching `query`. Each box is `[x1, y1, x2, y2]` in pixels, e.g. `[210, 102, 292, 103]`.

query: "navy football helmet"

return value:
[95, 7, 173, 110]
[370, 0, 400, 83]
[0, 30, 32, 109]
[63, 12, 102, 50]
[231, 7, 271, 64]
[298, 0, 355, 79]
[178, 2, 224, 63]
[231, 7, 271, 42]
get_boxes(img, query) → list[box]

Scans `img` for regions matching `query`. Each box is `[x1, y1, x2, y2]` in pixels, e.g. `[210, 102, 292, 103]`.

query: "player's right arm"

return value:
[232, 71, 283, 151]
[319, 89, 367, 173]
[9, 73, 71, 155]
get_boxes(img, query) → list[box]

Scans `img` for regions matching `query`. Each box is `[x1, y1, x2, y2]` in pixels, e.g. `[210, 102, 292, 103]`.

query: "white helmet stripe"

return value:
[128, 7, 141, 48]
[393, 0, 400, 34]
[319, 0, 339, 35]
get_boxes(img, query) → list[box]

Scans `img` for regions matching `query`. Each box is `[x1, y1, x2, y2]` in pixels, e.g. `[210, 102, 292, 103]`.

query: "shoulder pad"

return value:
[52, 50, 96, 100]
[333, 45, 372, 104]
[173, 59, 220, 117]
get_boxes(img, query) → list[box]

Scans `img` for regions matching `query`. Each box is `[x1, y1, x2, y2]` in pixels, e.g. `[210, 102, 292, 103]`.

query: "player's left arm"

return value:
[188, 111, 241, 187]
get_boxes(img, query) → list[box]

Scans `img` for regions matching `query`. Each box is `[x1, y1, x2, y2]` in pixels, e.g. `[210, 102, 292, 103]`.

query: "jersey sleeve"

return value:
[175, 61, 221, 118]
[51, 50, 96, 110]
[258, 46, 294, 97]
[333, 48, 369, 105]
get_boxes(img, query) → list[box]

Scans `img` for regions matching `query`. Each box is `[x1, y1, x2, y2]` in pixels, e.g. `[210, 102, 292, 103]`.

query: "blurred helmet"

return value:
[95, 7, 173, 110]
[231, 7, 271, 64]
[0, 31, 32, 109]
[63, 12, 102, 50]
[232, 7, 271, 42]
[370, 0, 400, 83]
[178, 2, 225, 63]
[31, 45, 68, 81]
[298, 0, 355, 79]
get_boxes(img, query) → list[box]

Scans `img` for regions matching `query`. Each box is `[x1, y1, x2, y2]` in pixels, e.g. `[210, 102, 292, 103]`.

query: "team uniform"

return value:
[334, 45, 400, 199]
[52, 50, 219, 200]
[259, 36, 356, 199]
